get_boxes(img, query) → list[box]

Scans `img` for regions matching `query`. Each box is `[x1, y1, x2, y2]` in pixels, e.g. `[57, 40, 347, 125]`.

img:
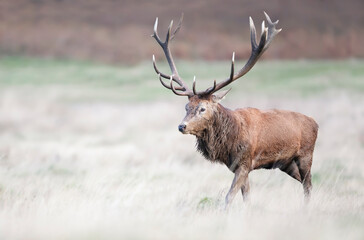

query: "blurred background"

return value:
[0, 1, 363, 240]
[0, 0, 363, 63]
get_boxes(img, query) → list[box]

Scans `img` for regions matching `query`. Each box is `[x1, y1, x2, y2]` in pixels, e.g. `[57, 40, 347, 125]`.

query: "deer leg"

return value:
[241, 177, 250, 202]
[280, 160, 302, 183]
[225, 167, 249, 207]
[297, 154, 313, 202]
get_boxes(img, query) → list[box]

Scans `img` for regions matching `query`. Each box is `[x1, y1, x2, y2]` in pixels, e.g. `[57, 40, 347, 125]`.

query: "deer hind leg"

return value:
[225, 167, 249, 208]
[296, 154, 313, 202]
[280, 159, 302, 183]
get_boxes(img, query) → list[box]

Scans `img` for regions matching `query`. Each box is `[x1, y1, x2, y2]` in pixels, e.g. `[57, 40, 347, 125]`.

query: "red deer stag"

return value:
[152, 12, 318, 206]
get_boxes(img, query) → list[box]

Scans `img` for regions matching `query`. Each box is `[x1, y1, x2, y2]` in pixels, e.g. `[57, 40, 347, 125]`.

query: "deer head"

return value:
[152, 12, 281, 136]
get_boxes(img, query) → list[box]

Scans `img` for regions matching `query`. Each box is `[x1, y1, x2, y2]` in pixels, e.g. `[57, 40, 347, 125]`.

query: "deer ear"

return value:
[212, 88, 231, 103]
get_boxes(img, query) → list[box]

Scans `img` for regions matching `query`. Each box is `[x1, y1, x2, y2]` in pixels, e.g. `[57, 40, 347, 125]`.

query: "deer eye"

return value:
[200, 107, 206, 113]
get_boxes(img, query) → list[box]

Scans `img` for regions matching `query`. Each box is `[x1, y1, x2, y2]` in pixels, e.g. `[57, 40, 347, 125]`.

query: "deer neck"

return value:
[196, 104, 239, 164]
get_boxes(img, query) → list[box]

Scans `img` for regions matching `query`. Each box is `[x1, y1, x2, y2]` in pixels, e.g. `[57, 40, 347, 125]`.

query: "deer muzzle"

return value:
[178, 123, 187, 133]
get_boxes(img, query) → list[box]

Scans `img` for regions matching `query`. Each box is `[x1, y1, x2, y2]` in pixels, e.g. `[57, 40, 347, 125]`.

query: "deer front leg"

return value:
[241, 177, 250, 201]
[225, 167, 249, 208]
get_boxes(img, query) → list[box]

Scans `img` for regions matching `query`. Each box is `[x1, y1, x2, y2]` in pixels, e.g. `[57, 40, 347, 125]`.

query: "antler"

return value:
[152, 14, 194, 96]
[152, 12, 281, 97]
[197, 12, 281, 96]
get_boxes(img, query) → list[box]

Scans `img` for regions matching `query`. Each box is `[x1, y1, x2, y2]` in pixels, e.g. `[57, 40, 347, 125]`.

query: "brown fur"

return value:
[180, 95, 318, 205]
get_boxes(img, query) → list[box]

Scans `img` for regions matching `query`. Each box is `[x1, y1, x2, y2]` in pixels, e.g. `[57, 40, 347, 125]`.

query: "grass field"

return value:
[0, 57, 363, 239]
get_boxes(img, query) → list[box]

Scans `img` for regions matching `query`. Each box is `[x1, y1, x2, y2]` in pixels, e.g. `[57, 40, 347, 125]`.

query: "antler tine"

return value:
[230, 52, 235, 80]
[170, 76, 191, 96]
[165, 20, 174, 43]
[194, 52, 234, 96]
[159, 73, 184, 91]
[152, 18, 163, 45]
[192, 76, 218, 96]
[152, 14, 193, 96]
[263, 11, 282, 53]
[192, 76, 197, 95]
[249, 17, 258, 50]
[199, 12, 280, 95]
[153, 55, 188, 90]
[204, 79, 217, 95]
[171, 13, 184, 41]
[153, 55, 175, 81]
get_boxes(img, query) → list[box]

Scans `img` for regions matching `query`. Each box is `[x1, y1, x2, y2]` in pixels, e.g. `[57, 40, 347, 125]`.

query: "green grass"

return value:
[0, 56, 363, 101]
[197, 197, 215, 210]
[0, 56, 145, 86]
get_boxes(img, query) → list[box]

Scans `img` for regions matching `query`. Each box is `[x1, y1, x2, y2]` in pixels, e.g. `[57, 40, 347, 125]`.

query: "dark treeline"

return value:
[0, 0, 363, 63]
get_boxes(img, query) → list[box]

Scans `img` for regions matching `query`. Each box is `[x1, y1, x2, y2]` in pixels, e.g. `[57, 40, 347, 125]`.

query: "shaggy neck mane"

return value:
[196, 104, 240, 165]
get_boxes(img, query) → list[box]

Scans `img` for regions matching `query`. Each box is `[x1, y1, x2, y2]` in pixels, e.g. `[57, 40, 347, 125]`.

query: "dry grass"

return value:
[0, 59, 363, 239]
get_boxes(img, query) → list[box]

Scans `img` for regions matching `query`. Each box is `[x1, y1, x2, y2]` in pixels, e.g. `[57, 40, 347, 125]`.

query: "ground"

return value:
[0, 57, 363, 239]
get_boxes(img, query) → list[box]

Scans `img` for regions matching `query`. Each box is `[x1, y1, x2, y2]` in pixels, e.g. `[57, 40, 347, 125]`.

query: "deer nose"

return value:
[178, 124, 186, 133]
